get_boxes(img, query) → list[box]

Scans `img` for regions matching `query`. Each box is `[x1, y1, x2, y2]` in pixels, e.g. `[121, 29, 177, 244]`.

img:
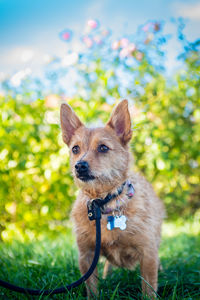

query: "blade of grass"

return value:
[110, 282, 120, 300]
[139, 275, 161, 299]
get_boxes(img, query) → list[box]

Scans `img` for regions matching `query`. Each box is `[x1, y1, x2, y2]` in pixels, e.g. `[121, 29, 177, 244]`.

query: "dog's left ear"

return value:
[106, 99, 132, 145]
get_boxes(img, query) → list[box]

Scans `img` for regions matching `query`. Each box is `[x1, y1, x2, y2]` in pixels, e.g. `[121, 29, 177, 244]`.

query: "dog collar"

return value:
[87, 180, 135, 218]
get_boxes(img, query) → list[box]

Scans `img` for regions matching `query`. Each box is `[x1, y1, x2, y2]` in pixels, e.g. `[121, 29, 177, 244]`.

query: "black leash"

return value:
[0, 201, 101, 296]
[0, 181, 129, 296]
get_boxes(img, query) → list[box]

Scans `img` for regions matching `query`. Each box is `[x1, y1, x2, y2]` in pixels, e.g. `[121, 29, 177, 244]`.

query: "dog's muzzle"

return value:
[75, 160, 95, 181]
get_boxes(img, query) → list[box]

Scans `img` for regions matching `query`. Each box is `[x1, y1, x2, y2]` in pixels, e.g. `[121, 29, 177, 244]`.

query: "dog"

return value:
[60, 99, 165, 298]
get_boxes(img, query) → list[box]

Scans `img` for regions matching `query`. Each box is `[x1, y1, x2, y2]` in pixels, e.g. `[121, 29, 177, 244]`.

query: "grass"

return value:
[0, 218, 199, 299]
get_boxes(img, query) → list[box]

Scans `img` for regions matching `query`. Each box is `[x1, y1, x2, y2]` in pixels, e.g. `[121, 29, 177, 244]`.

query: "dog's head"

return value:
[60, 100, 132, 194]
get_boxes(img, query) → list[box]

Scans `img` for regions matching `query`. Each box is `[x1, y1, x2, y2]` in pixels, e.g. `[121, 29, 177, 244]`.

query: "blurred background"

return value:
[0, 0, 200, 241]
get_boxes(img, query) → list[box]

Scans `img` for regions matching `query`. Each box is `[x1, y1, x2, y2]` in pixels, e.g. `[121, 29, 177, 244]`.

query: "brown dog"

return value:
[60, 100, 164, 298]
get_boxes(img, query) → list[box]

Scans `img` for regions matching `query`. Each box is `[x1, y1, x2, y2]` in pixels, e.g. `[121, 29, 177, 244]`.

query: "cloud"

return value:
[0, 47, 42, 73]
[174, 1, 200, 20]
[0, 45, 64, 74]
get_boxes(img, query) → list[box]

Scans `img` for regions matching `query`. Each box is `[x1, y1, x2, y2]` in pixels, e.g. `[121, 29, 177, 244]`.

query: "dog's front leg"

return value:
[79, 251, 98, 298]
[140, 249, 158, 298]
[103, 259, 113, 278]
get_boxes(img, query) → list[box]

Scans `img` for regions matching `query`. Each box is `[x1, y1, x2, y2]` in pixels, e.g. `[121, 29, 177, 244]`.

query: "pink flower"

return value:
[119, 43, 136, 58]
[120, 38, 129, 48]
[128, 43, 136, 53]
[101, 29, 110, 36]
[144, 33, 154, 44]
[142, 23, 151, 32]
[119, 48, 129, 58]
[45, 94, 61, 108]
[60, 29, 72, 42]
[111, 40, 120, 50]
[136, 52, 143, 61]
[87, 19, 98, 29]
[82, 35, 93, 48]
[63, 32, 70, 40]
[93, 35, 102, 45]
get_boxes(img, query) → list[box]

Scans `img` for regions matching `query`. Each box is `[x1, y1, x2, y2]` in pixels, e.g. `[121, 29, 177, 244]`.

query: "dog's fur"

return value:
[60, 100, 165, 298]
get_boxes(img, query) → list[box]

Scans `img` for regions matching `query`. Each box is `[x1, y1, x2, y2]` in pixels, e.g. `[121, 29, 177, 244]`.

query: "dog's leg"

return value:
[79, 251, 98, 298]
[158, 257, 163, 272]
[103, 259, 113, 279]
[140, 249, 158, 298]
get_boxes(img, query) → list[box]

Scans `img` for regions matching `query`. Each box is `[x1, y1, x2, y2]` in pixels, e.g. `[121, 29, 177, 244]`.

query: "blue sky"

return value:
[0, 0, 200, 75]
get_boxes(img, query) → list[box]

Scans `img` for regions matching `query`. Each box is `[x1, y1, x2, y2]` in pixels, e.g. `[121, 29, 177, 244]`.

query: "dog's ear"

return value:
[60, 103, 83, 145]
[106, 99, 132, 144]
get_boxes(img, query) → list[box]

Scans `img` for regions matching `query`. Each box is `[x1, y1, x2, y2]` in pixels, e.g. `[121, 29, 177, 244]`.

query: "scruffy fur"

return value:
[60, 100, 165, 298]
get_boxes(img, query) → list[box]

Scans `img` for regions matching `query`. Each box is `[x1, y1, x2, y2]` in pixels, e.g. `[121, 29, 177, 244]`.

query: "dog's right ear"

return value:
[60, 103, 83, 145]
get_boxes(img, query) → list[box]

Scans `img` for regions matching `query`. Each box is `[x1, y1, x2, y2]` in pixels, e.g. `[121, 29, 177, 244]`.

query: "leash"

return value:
[0, 201, 101, 296]
[0, 181, 134, 296]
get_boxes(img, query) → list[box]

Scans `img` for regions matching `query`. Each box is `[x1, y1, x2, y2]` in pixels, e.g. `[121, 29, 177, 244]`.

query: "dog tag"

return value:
[107, 215, 127, 231]
[107, 216, 115, 230]
[115, 215, 127, 230]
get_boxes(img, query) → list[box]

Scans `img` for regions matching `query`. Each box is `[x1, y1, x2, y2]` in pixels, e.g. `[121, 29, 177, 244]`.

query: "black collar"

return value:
[96, 181, 126, 208]
[87, 181, 126, 217]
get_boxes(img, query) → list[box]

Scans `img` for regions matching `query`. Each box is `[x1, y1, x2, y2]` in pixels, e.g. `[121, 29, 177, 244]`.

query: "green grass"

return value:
[0, 219, 199, 299]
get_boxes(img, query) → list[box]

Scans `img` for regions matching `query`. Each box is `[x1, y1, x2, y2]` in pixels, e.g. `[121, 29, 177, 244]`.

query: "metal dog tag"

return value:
[107, 215, 127, 231]
[107, 216, 115, 230]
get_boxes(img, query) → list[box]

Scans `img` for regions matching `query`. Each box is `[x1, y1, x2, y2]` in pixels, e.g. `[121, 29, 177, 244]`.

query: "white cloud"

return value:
[1, 47, 34, 65]
[61, 52, 79, 66]
[21, 49, 34, 63]
[10, 68, 32, 87]
[0, 47, 43, 74]
[174, 1, 200, 20]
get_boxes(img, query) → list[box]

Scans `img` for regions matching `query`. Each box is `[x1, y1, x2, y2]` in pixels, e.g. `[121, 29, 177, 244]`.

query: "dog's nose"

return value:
[75, 161, 89, 174]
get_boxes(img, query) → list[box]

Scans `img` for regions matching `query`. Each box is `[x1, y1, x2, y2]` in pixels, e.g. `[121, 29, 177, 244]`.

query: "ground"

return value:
[0, 219, 199, 299]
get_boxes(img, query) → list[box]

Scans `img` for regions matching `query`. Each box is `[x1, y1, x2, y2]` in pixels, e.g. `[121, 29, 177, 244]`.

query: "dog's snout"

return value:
[75, 160, 95, 181]
[75, 161, 89, 173]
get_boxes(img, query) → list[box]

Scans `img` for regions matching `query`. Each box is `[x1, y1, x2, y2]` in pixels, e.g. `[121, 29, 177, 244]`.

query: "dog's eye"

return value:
[72, 145, 80, 154]
[98, 144, 109, 153]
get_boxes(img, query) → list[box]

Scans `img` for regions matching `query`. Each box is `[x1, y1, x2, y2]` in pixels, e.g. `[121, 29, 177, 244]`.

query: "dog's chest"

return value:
[100, 218, 140, 269]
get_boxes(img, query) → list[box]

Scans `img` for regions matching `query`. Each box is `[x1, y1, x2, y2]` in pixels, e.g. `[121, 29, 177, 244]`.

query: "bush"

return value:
[0, 20, 199, 240]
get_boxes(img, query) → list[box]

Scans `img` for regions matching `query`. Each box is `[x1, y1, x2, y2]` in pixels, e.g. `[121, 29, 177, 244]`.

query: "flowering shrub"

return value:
[0, 20, 199, 240]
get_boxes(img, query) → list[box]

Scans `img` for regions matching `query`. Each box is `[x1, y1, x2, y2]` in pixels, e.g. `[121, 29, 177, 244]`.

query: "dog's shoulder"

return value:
[127, 172, 165, 219]
[71, 191, 88, 221]
[71, 192, 97, 247]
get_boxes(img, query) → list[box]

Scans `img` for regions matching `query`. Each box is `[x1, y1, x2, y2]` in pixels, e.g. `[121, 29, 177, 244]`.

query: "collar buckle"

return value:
[87, 199, 102, 221]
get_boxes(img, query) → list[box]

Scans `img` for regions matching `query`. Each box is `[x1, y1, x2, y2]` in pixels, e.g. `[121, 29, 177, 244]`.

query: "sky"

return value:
[0, 0, 200, 76]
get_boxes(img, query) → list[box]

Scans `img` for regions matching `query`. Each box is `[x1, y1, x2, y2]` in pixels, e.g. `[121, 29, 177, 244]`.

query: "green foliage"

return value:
[0, 21, 200, 238]
[0, 95, 113, 239]
[132, 68, 200, 217]
[0, 97, 74, 239]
